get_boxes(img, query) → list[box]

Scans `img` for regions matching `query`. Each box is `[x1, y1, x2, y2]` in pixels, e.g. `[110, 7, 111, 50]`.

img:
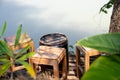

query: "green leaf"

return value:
[0, 21, 7, 38]
[0, 61, 11, 77]
[0, 40, 13, 57]
[81, 55, 120, 80]
[14, 24, 22, 47]
[17, 52, 34, 61]
[0, 55, 8, 59]
[15, 45, 30, 59]
[100, 0, 115, 14]
[17, 60, 36, 79]
[0, 58, 9, 62]
[76, 33, 120, 55]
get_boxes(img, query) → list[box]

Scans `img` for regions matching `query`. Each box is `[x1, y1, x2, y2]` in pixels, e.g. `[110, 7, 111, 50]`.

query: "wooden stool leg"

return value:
[30, 41, 34, 52]
[85, 52, 89, 72]
[62, 54, 67, 80]
[76, 47, 80, 78]
[53, 61, 59, 78]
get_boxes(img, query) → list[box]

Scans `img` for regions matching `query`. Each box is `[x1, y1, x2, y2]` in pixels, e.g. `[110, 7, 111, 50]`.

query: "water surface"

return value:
[0, 0, 112, 50]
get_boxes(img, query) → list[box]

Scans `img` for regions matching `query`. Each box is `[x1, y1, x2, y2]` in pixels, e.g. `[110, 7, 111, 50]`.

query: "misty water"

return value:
[0, 1, 111, 52]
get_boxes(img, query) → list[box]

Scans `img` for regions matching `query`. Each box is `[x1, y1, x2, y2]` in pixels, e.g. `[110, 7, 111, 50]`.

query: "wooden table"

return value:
[30, 46, 67, 80]
[76, 46, 101, 78]
[4, 34, 34, 71]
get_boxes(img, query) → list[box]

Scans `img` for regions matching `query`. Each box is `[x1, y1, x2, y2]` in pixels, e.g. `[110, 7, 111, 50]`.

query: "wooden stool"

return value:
[4, 34, 34, 71]
[76, 46, 101, 78]
[30, 46, 67, 80]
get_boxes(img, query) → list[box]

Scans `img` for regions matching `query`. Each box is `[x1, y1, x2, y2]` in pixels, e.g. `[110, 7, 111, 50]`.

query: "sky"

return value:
[0, 0, 112, 49]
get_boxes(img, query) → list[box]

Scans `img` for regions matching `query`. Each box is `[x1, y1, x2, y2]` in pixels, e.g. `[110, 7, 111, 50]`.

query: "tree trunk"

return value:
[109, 0, 120, 32]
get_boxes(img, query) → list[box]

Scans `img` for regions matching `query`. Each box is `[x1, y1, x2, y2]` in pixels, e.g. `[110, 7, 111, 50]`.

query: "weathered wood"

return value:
[76, 46, 80, 78]
[4, 34, 34, 71]
[30, 46, 67, 80]
[76, 46, 101, 79]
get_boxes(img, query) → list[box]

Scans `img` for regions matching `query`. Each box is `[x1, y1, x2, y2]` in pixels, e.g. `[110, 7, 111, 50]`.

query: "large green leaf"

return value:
[0, 61, 11, 77]
[17, 60, 36, 79]
[14, 24, 22, 47]
[0, 21, 7, 38]
[81, 55, 120, 80]
[0, 40, 13, 57]
[76, 33, 120, 54]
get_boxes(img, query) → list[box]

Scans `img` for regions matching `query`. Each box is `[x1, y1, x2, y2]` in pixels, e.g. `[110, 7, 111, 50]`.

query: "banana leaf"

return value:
[76, 33, 120, 55]
[81, 55, 120, 80]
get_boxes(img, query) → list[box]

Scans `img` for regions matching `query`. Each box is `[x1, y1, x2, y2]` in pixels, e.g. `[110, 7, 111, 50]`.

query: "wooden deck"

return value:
[67, 55, 79, 80]
[0, 55, 80, 80]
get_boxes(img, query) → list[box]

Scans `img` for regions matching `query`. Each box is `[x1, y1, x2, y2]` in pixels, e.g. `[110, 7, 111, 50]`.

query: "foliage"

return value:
[76, 33, 120, 80]
[0, 22, 36, 80]
[0, 21, 7, 38]
[68, 45, 75, 55]
[100, 0, 115, 14]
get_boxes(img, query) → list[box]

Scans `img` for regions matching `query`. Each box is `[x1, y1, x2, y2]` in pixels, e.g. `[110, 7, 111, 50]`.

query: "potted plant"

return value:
[0, 22, 36, 80]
